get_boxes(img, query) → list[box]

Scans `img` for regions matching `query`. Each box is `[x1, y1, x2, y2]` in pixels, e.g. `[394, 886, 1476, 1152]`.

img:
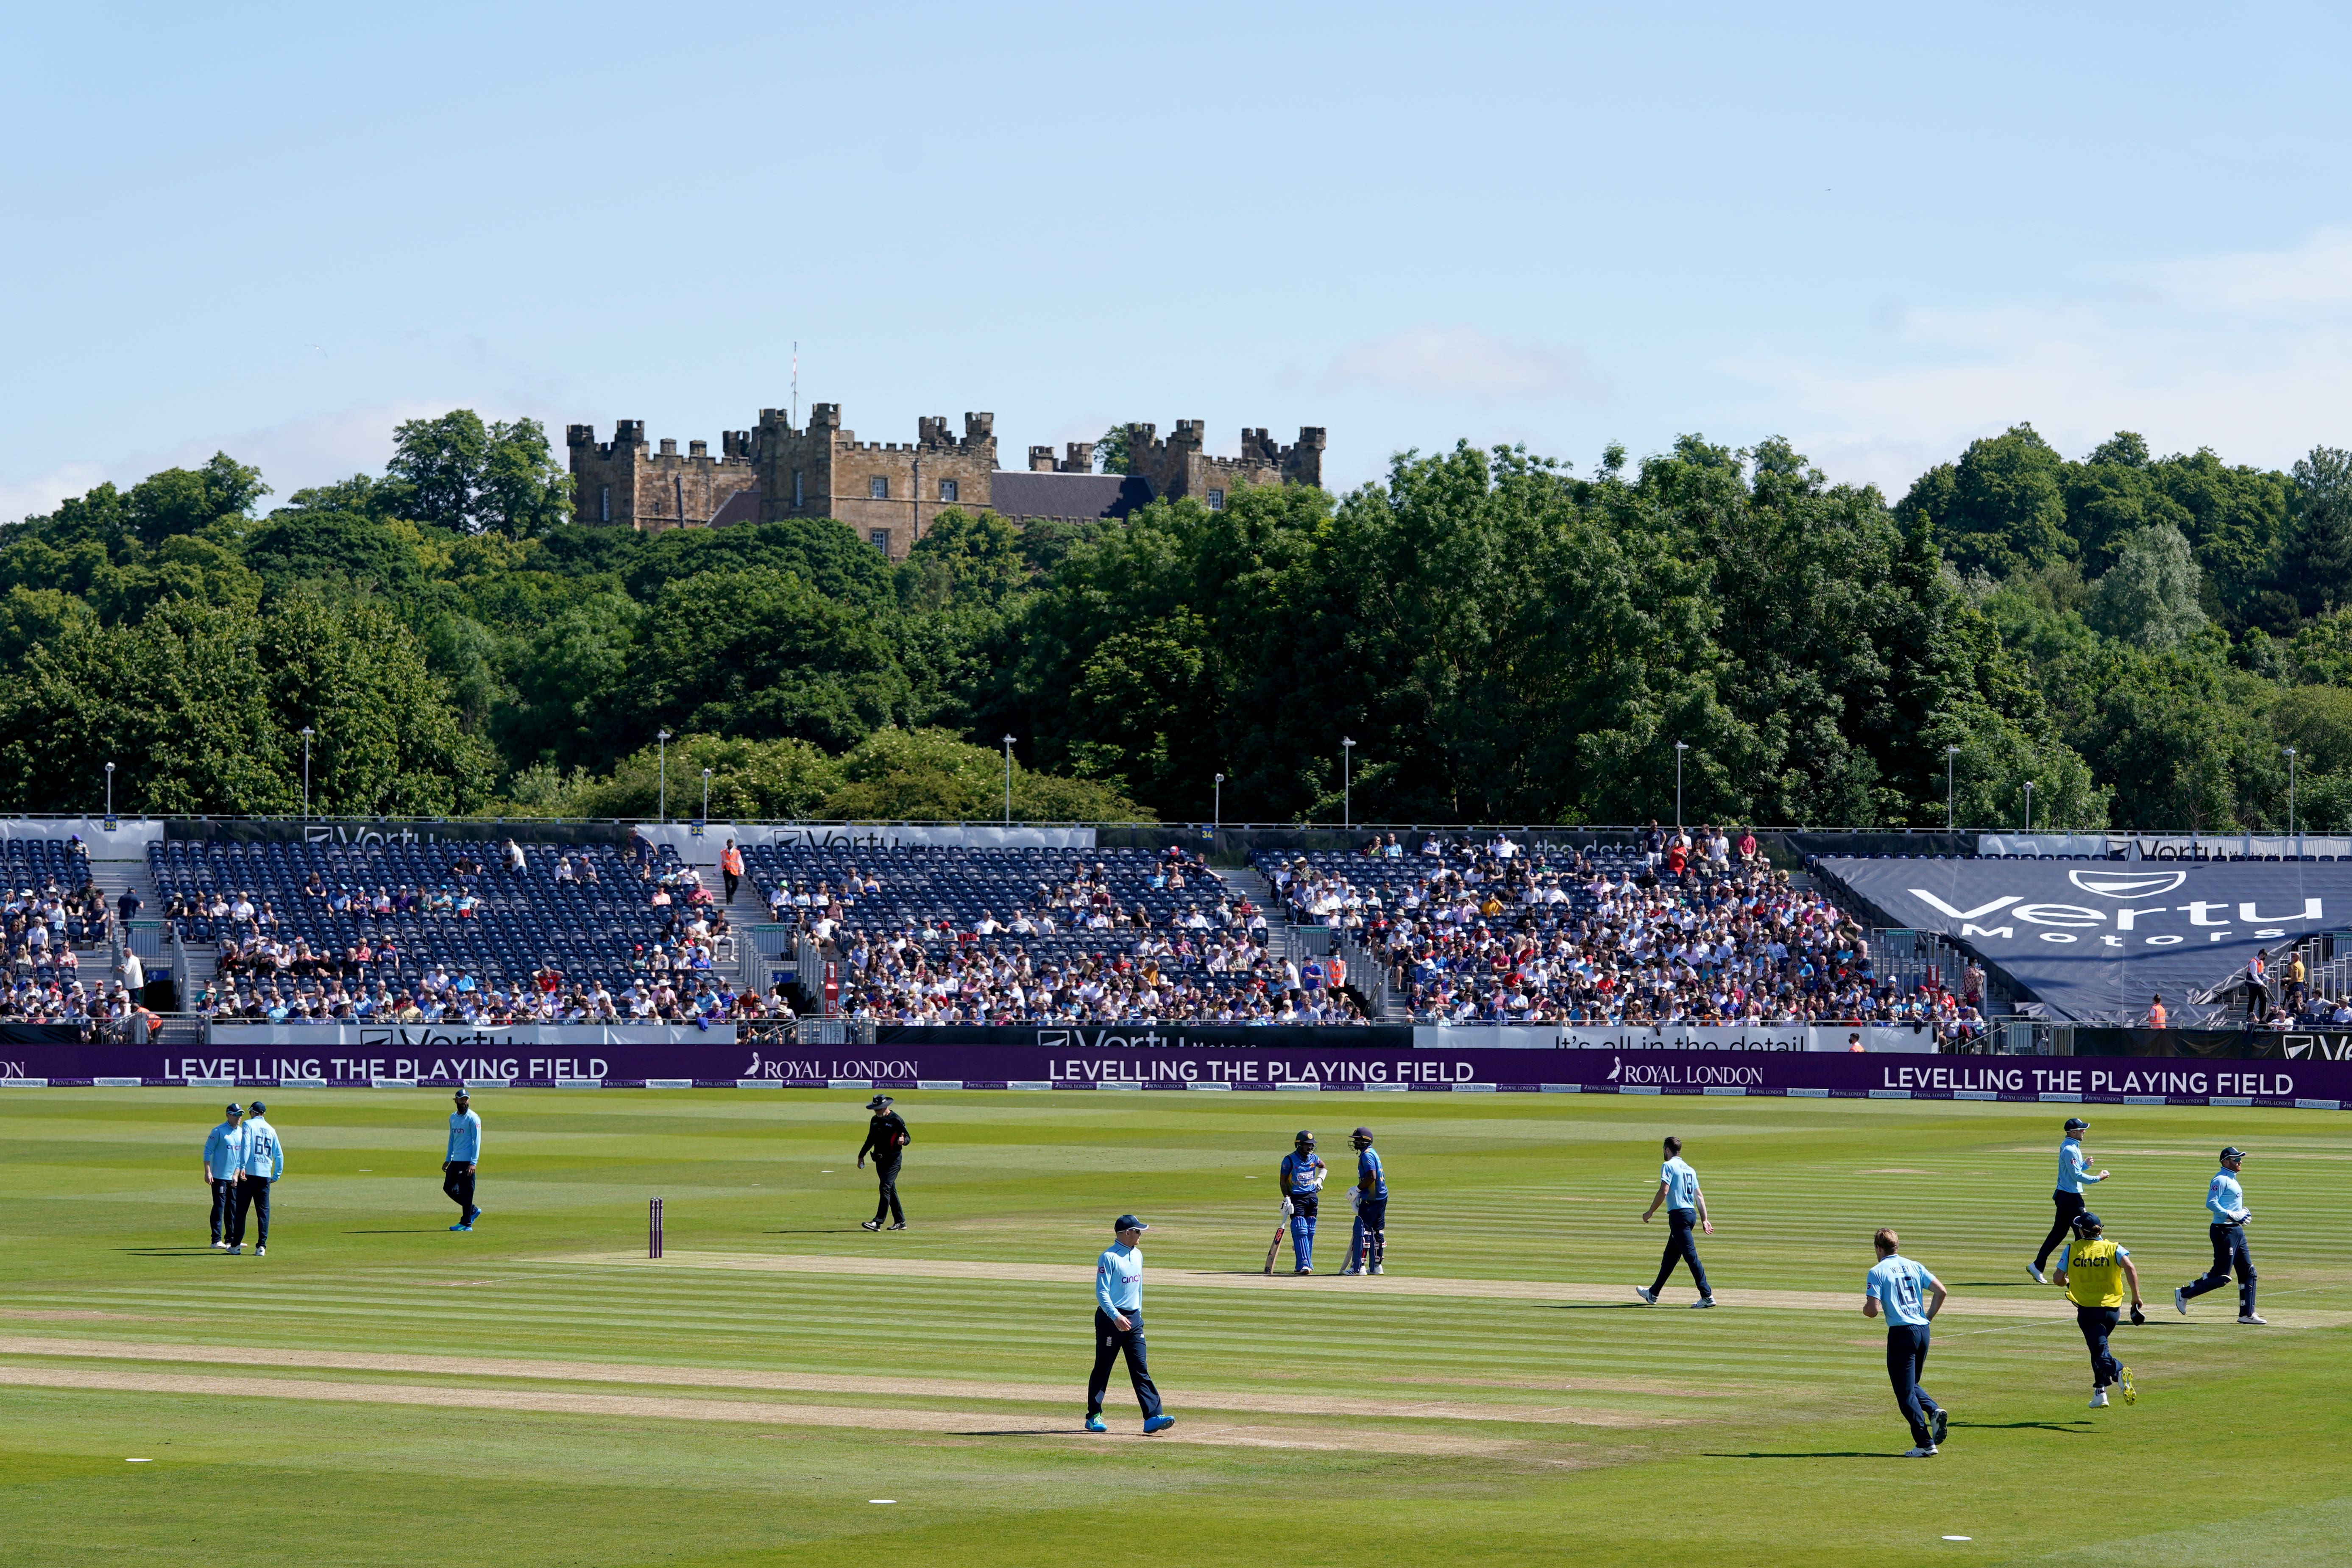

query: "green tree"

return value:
[1902, 423, 2071, 577]
[2281, 445, 2352, 618]
[476, 418, 573, 536]
[626, 568, 911, 749]
[383, 411, 570, 536]
[2086, 524, 2206, 650]
[823, 727, 1152, 821]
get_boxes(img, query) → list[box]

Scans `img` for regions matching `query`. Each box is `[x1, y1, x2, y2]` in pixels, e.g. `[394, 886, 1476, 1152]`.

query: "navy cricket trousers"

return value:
[2076, 1305, 2123, 1387]
[1650, 1207, 1711, 1297]
[1087, 1308, 1164, 1419]
[2181, 1223, 2257, 1315]
[2036, 1191, 2087, 1271]
[1884, 1324, 1942, 1448]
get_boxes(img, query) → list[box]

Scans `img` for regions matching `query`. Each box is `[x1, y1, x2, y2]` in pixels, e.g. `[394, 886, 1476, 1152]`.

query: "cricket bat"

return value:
[1262, 1213, 1288, 1274]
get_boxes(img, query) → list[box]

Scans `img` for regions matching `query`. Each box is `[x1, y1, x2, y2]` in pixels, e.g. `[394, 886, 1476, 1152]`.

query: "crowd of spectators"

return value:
[151, 837, 770, 1025]
[1268, 828, 1988, 1039]
[195, 967, 786, 1027]
[784, 846, 1377, 1025]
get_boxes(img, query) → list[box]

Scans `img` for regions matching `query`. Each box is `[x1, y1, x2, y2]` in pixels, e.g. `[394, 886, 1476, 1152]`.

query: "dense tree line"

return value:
[7, 412, 2352, 830]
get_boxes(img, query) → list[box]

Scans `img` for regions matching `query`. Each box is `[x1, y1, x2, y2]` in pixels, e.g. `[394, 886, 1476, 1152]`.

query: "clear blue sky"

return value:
[9, 2, 2352, 519]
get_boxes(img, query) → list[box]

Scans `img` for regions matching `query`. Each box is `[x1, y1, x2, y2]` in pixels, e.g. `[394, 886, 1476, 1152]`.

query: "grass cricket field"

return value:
[2, 1086, 2346, 1566]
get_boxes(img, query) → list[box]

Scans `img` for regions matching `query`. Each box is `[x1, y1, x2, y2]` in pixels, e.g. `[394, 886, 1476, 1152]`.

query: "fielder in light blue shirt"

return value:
[232, 1100, 284, 1254]
[1638, 1136, 1714, 1306]
[2033, 1117, 2109, 1282]
[2204, 1166, 2249, 1225]
[1863, 1228, 1949, 1456]
[443, 1088, 483, 1231]
[2177, 1146, 2262, 1322]
[202, 1104, 248, 1250]
[1085, 1215, 1172, 1434]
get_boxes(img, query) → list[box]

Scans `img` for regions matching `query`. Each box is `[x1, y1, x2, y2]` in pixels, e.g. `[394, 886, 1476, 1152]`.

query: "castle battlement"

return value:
[572, 397, 1321, 551]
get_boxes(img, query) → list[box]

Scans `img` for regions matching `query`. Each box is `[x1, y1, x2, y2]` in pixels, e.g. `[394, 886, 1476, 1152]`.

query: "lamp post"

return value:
[2022, 780, 2034, 833]
[1002, 735, 1016, 825]
[104, 761, 114, 817]
[300, 727, 314, 820]
[1674, 741, 1689, 832]
[657, 729, 672, 822]
[1945, 745, 1960, 831]
[701, 767, 712, 822]
[1341, 738, 1356, 829]
[2283, 745, 2299, 850]
[1214, 772, 1224, 832]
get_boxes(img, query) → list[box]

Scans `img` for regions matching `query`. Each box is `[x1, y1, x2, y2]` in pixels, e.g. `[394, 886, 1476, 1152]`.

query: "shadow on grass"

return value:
[1951, 1420, 2091, 1433]
[761, 1228, 872, 1235]
[342, 1229, 456, 1234]
[1704, 1450, 1907, 1459]
[117, 1248, 227, 1256]
[1951, 1281, 2040, 1289]
[951, 1428, 1084, 1437]
[1548, 1302, 1654, 1311]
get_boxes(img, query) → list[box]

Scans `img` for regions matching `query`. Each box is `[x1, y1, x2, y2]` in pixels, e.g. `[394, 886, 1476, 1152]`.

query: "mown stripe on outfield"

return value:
[550, 1250, 2352, 1324]
[0, 1365, 1564, 1456]
[0, 1337, 1681, 1425]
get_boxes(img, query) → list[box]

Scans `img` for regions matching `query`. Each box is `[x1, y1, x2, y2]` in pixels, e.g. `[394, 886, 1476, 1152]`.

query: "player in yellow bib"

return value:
[2053, 1211, 2144, 1409]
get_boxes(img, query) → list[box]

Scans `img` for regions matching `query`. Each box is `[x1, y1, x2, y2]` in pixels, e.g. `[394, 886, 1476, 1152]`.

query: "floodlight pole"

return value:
[1341, 738, 1356, 829]
[2022, 780, 2034, 834]
[658, 729, 672, 823]
[104, 761, 114, 816]
[1674, 741, 1689, 832]
[300, 727, 314, 819]
[2283, 745, 2298, 850]
[702, 767, 712, 822]
[1214, 772, 1224, 832]
[1945, 745, 1960, 831]
[1002, 735, 1016, 824]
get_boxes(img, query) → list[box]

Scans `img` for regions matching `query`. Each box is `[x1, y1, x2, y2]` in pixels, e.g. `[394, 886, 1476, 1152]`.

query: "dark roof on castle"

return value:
[710, 487, 761, 528]
[988, 470, 1153, 522]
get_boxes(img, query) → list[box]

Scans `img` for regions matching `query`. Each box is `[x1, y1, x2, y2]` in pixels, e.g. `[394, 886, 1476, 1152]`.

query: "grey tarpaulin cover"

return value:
[1818, 858, 2352, 1024]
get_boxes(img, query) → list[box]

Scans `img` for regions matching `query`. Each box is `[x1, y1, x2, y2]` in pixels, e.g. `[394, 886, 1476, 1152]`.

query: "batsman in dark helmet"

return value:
[1278, 1130, 1327, 1274]
[1341, 1126, 1388, 1276]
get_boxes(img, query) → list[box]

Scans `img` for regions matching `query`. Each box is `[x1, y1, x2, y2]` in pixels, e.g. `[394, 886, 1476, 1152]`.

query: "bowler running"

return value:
[1084, 1214, 1176, 1435]
[1862, 1228, 1949, 1458]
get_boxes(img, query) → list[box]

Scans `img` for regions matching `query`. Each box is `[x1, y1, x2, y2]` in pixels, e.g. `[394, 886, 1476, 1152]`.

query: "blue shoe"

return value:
[449, 1223, 472, 1232]
[1143, 1415, 1175, 1434]
[1084, 1415, 1107, 1433]
[465, 1207, 482, 1223]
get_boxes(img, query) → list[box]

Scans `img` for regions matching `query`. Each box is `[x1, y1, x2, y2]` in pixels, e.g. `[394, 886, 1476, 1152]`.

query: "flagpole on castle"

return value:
[792, 343, 798, 428]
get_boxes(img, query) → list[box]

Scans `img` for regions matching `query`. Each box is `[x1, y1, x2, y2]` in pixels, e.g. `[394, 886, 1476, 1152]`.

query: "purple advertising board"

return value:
[0, 1023, 2344, 1107]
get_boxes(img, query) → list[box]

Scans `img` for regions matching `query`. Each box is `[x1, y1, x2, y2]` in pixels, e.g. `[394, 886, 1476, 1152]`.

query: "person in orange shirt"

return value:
[721, 838, 744, 902]
[2146, 994, 2168, 1029]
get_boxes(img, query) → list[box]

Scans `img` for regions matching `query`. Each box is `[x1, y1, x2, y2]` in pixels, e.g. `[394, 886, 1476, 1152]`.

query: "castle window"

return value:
[869, 529, 891, 551]
[599, 485, 610, 523]
[1205, 488, 1225, 510]
[938, 478, 958, 503]
[792, 468, 804, 508]
[869, 476, 890, 499]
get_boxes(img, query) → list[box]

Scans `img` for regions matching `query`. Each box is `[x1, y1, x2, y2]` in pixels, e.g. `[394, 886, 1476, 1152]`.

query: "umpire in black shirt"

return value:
[858, 1094, 910, 1231]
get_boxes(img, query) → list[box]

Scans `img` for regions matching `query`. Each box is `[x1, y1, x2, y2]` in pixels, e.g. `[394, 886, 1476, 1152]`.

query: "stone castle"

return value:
[566, 404, 1325, 557]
